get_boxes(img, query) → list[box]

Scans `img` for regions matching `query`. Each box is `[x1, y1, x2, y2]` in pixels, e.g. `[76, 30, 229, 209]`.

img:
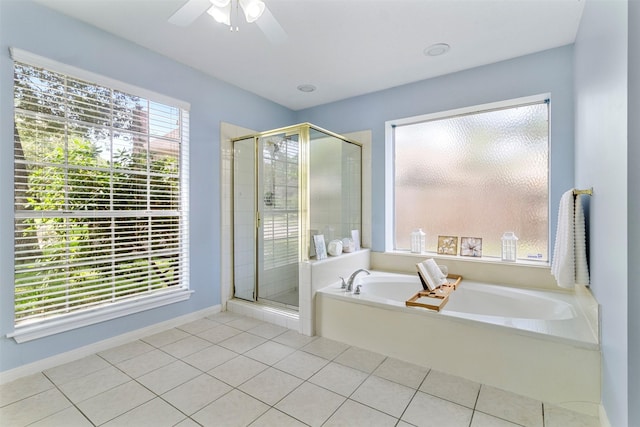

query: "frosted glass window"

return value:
[394, 101, 549, 260]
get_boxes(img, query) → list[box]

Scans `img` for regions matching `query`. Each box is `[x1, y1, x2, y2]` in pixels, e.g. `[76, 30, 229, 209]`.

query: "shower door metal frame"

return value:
[231, 123, 362, 305]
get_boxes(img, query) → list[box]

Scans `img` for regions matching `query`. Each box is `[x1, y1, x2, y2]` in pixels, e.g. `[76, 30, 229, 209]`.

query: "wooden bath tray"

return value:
[405, 274, 462, 312]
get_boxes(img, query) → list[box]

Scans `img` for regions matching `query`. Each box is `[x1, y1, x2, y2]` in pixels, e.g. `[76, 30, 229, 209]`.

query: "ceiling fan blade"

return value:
[168, 0, 211, 26]
[256, 6, 288, 44]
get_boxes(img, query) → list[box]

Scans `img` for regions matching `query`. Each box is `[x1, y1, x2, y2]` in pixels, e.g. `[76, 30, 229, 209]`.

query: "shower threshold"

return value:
[259, 289, 299, 311]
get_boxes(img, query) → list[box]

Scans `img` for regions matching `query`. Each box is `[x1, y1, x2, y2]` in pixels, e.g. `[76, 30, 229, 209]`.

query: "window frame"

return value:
[384, 94, 551, 259]
[8, 48, 191, 343]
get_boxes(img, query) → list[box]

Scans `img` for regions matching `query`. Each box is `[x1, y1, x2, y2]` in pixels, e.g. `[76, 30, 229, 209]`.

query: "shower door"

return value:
[233, 136, 257, 301]
[257, 133, 300, 307]
[233, 132, 300, 308]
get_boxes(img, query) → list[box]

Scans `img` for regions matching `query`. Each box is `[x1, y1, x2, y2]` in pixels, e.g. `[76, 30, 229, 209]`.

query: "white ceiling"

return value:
[34, 0, 585, 110]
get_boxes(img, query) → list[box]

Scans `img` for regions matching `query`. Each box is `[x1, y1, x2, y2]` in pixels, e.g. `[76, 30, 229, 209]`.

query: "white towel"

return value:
[574, 194, 590, 285]
[551, 190, 576, 288]
[551, 189, 590, 288]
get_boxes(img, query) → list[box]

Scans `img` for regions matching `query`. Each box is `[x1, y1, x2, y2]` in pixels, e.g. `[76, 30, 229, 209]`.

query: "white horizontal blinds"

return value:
[13, 59, 189, 325]
[262, 136, 299, 269]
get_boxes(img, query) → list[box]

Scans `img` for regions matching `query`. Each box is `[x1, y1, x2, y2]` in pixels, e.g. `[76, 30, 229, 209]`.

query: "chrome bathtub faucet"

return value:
[345, 269, 370, 292]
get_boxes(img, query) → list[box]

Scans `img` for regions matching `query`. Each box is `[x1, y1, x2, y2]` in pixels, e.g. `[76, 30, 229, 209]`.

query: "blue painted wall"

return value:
[296, 46, 575, 254]
[574, 1, 629, 425]
[0, 0, 295, 372]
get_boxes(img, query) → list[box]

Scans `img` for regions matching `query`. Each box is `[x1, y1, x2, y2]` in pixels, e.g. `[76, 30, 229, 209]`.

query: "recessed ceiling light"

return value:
[424, 43, 450, 57]
[297, 84, 316, 93]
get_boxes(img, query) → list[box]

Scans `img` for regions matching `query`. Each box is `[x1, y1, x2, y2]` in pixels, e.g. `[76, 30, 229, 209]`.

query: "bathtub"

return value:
[315, 271, 601, 415]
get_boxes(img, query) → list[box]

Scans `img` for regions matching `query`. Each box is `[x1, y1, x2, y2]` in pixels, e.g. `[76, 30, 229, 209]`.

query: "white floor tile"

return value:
[476, 385, 543, 427]
[219, 332, 268, 353]
[207, 311, 246, 324]
[174, 418, 201, 427]
[44, 354, 110, 385]
[244, 340, 296, 365]
[97, 339, 155, 364]
[101, 397, 186, 427]
[0, 313, 585, 427]
[160, 335, 212, 359]
[247, 322, 289, 339]
[324, 399, 398, 427]
[176, 318, 220, 335]
[334, 346, 386, 373]
[273, 350, 329, 380]
[300, 337, 350, 360]
[0, 388, 71, 426]
[272, 329, 317, 348]
[29, 406, 92, 427]
[471, 411, 522, 427]
[239, 367, 303, 406]
[141, 328, 190, 348]
[182, 344, 238, 371]
[76, 381, 154, 426]
[249, 408, 308, 426]
[57, 365, 130, 403]
[196, 324, 243, 343]
[137, 360, 201, 395]
[0, 372, 54, 407]
[420, 369, 480, 409]
[227, 317, 266, 331]
[192, 389, 269, 427]
[275, 382, 346, 427]
[373, 357, 429, 389]
[351, 375, 415, 418]
[402, 391, 473, 427]
[308, 362, 368, 397]
[208, 355, 269, 387]
[543, 404, 600, 427]
[115, 348, 176, 378]
[161, 374, 232, 415]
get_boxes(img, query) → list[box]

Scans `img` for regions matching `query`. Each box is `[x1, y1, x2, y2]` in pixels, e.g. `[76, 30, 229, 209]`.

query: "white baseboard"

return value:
[599, 404, 611, 427]
[0, 305, 221, 385]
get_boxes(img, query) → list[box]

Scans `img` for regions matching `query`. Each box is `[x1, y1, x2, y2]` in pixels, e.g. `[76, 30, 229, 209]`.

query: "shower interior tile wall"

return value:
[342, 151, 361, 236]
[261, 264, 298, 298]
[310, 142, 340, 242]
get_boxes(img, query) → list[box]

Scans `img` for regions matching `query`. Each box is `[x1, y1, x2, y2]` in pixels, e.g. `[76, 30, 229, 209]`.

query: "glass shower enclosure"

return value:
[232, 124, 361, 309]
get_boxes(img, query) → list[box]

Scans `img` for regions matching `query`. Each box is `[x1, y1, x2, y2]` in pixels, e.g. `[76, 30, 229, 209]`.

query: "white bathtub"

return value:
[315, 271, 601, 415]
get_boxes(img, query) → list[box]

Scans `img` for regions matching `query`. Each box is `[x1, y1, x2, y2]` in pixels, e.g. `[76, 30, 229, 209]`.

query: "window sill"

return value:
[384, 250, 550, 268]
[371, 251, 557, 290]
[7, 288, 193, 343]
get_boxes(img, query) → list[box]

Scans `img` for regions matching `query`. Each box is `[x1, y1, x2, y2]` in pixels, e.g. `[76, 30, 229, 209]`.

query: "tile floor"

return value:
[0, 311, 600, 427]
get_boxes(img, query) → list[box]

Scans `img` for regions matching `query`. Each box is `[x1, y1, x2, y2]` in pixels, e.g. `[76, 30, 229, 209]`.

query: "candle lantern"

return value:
[501, 232, 518, 262]
[411, 229, 426, 254]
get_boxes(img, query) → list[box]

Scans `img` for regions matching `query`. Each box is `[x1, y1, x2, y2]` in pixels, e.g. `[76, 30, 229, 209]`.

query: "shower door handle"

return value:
[256, 211, 261, 229]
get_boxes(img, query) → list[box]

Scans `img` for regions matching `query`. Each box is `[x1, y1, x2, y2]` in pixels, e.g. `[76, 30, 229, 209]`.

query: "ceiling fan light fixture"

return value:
[239, 0, 265, 23]
[207, 5, 230, 25]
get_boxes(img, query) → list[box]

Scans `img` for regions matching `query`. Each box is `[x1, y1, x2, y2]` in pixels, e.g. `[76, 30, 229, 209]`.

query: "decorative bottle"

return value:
[411, 229, 426, 254]
[501, 232, 518, 262]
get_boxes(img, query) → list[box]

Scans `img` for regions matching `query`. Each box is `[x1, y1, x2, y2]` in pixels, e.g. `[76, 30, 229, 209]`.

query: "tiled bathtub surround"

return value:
[0, 312, 599, 427]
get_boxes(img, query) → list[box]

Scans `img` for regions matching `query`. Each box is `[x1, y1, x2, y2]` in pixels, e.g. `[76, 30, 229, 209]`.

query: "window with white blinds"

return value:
[12, 50, 190, 334]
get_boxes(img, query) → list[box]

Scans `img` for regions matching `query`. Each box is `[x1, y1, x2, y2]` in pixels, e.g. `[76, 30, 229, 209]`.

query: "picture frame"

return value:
[313, 234, 327, 260]
[437, 235, 458, 255]
[460, 237, 483, 257]
[309, 229, 319, 257]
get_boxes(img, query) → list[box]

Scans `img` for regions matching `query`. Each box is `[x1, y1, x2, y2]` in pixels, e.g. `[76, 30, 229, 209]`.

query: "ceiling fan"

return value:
[168, 0, 287, 44]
